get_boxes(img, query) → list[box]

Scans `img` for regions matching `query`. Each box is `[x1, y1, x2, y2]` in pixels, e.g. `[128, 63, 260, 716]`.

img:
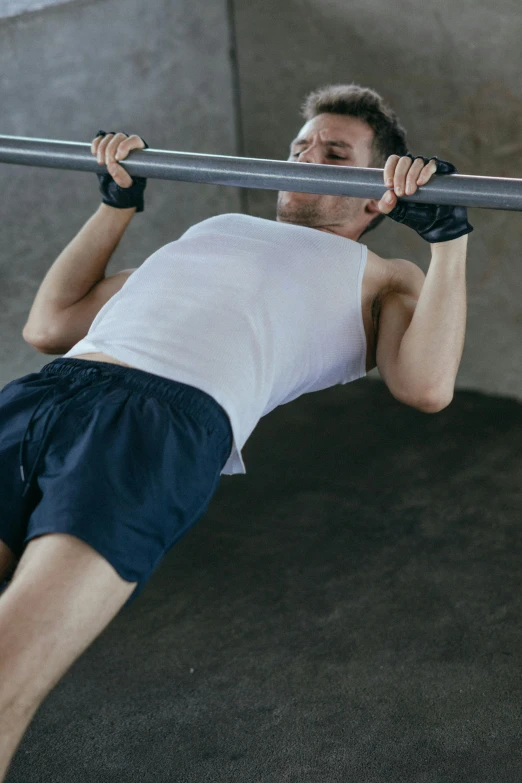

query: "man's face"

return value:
[276, 113, 377, 236]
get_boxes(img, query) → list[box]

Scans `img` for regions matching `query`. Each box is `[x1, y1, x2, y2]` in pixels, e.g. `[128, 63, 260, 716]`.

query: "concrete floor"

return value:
[6, 377, 521, 782]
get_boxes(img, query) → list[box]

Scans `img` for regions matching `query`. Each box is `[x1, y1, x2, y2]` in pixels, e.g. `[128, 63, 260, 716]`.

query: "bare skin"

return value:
[72, 351, 134, 367]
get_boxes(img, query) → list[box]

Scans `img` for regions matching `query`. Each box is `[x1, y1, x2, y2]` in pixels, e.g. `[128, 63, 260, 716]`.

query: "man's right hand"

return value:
[93, 131, 149, 212]
[91, 131, 147, 188]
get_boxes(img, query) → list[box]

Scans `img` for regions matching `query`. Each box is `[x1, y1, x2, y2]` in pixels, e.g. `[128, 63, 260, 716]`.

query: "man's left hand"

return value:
[378, 154, 437, 213]
[376, 153, 474, 243]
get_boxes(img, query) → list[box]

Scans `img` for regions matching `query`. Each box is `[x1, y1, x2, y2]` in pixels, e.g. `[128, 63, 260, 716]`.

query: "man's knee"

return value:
[11, 532, 137, 604]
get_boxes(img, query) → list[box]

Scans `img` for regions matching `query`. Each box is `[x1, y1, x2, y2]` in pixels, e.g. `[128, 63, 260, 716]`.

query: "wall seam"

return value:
[226, 0, 250, 215]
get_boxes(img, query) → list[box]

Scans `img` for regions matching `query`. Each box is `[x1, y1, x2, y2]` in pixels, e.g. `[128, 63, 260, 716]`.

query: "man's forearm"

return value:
[24, 203, 136, 336]
[399, 234, 468, 404]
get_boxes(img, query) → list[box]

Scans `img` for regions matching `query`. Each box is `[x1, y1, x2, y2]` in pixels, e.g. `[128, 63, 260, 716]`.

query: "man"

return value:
[0, 83, 472, 780]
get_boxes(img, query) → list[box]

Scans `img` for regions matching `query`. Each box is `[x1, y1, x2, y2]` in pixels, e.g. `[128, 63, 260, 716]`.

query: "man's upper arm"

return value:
[375, 259, 426, 408]
[375, 292, 420, 405]
[25, 268, 137, 354]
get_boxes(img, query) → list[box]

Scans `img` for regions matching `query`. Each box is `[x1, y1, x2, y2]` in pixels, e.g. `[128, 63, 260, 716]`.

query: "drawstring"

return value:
[18, 372, 112, 500]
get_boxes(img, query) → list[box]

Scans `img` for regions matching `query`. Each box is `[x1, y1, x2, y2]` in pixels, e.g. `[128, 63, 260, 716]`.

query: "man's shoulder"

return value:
[367, 249, 425, 299]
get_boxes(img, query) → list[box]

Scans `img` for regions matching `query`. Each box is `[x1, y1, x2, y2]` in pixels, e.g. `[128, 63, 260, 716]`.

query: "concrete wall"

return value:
[0, 0, 241, 384]
[1, 0, 74, 19]
[1, 0, 521, 401]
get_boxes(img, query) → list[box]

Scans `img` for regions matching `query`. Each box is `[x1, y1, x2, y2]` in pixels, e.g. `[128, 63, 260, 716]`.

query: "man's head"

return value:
[276, 83, 408, 241]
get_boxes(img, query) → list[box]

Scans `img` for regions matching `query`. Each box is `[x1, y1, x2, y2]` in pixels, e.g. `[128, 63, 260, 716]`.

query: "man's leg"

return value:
[0, 532, 137, 783]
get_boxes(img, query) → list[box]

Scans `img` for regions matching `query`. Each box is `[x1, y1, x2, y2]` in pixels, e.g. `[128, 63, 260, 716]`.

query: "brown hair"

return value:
[300, 83, 408, 238]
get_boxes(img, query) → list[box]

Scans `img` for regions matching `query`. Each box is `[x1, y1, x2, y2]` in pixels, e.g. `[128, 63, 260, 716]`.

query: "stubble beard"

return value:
[276, 192, 362, 229]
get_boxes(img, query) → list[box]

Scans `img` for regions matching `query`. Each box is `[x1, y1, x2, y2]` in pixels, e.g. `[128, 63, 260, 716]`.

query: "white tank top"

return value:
[64, 213, 368, 475]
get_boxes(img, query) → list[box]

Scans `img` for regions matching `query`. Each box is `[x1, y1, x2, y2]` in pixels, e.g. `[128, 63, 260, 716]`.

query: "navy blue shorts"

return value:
[0, 358, 233, 607]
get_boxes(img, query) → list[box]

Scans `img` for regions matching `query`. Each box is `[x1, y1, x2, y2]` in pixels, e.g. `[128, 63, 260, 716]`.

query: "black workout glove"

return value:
[387, 154, 474, 243]
[96, 130, 148, 213]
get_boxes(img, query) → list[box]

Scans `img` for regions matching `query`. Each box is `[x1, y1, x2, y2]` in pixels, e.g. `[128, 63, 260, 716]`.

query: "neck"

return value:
[314, 225, 361, 241]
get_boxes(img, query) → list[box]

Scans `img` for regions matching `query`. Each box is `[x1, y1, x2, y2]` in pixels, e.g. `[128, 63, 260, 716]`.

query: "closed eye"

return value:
[292, 153, 346, 160]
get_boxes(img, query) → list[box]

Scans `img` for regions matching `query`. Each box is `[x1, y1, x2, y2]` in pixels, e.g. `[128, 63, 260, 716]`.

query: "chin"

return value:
[277, 191, 316, 213]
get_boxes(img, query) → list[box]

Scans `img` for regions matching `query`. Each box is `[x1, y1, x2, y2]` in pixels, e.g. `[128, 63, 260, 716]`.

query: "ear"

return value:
[363, 197, 382, 217]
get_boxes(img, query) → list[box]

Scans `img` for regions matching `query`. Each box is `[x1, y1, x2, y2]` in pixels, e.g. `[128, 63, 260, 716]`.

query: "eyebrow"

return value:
[290, 138, 354, 150]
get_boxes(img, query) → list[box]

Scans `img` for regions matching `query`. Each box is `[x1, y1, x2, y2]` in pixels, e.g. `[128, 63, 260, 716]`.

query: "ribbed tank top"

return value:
[64, 213, 368, 475]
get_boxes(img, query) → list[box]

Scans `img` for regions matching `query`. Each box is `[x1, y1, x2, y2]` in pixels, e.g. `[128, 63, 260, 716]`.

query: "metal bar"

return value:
[1, 134, 522, 211]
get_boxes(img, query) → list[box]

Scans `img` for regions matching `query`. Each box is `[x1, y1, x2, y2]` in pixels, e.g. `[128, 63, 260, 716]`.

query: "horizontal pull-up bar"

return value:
[1, 134, 522, 211]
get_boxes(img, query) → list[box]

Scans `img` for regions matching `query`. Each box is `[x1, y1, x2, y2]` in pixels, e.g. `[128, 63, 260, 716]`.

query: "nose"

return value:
[295, 143, 323, 164]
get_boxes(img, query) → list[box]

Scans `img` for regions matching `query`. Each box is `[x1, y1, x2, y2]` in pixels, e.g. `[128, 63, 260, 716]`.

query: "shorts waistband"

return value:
[40, 358, 232, 442]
